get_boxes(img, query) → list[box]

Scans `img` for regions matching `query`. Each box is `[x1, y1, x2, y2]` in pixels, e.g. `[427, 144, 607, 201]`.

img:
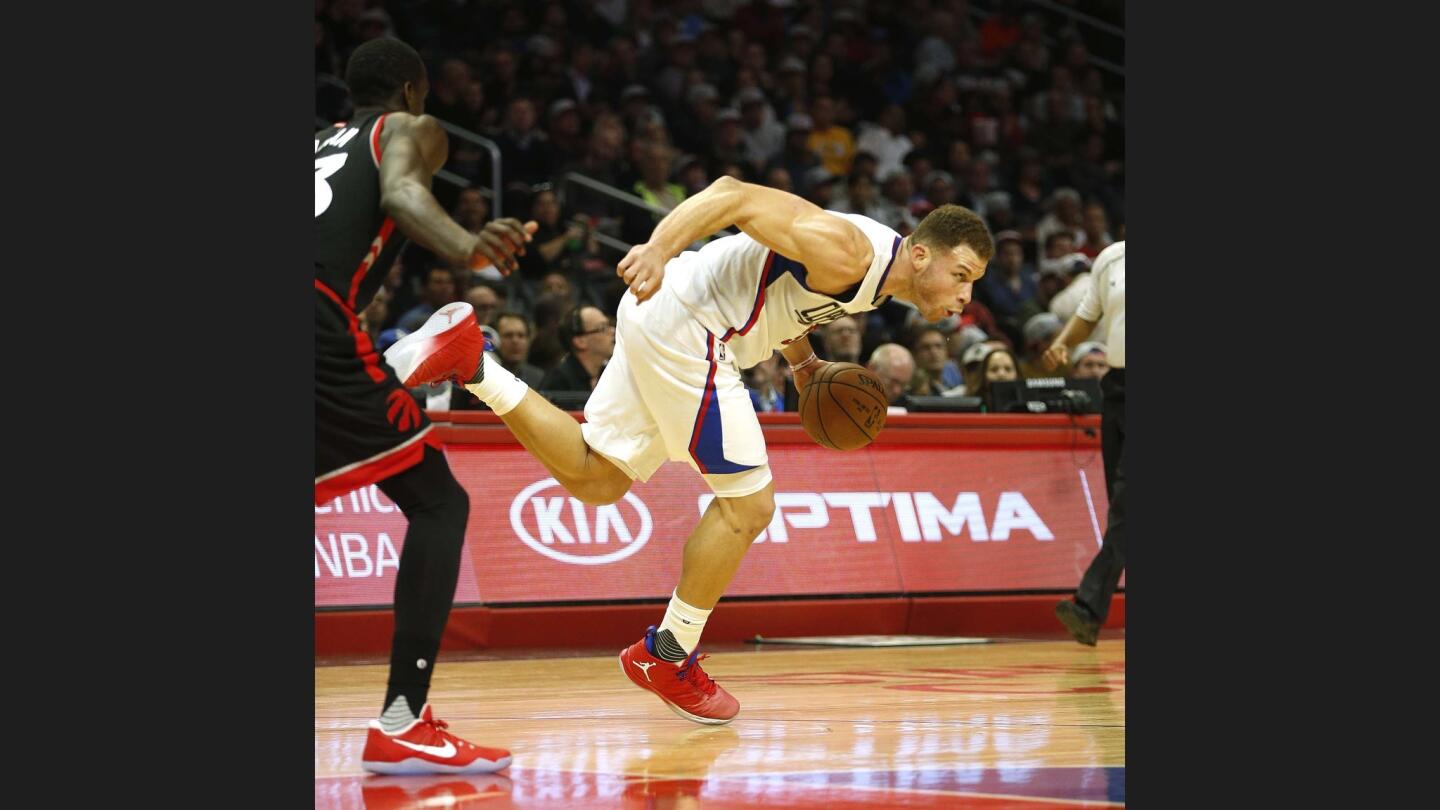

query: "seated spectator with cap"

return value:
[1019, 312, 1064, 379]
[1068, 341, 1110, 380]
[867, 343, 917, 406]
[1048, 255, 1113, 345]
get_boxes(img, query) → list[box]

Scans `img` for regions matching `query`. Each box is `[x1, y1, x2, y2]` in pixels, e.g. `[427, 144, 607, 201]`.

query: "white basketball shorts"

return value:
[581, 286, 772, 498]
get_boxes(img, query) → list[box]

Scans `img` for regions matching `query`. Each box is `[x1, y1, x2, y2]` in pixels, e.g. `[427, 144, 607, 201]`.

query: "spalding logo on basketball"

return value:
[799, 362, 889, 450]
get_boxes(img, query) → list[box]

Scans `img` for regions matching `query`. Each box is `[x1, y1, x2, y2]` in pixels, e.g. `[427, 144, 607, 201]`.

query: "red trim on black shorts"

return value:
[316, 280, 387, 383]
[314, 429, 441, 505]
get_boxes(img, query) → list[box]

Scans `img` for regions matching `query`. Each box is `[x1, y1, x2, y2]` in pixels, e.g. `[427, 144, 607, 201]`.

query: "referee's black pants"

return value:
[1077, 367, 1125, 622]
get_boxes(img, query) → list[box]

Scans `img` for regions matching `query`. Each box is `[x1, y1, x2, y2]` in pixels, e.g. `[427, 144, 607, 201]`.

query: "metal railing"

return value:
[561, 171, 737, 255]
[435, 120, 504, 219]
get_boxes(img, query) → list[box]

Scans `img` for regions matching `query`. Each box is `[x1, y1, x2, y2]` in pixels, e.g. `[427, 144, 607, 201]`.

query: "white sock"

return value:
[378, 695, 417, 733]
[655, 590, 712, 661]
[464, 353, 528, 415]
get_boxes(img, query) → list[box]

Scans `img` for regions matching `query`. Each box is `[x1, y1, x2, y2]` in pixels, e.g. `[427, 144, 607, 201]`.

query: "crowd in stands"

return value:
[317, 0, 1124, 410]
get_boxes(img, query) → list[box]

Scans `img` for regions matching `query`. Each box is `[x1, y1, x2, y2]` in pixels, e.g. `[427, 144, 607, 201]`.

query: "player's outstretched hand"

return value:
[1041, 342, 1068, 372]
[470, 219, 538, 275]
[617, 243, 666, 303]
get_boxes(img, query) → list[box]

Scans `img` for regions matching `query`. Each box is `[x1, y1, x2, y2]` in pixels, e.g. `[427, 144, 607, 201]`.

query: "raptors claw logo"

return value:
[386, 389, 422, 432]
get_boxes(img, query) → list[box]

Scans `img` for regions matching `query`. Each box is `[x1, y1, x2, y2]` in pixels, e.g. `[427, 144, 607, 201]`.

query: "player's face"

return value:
[915, 243, 986, 323]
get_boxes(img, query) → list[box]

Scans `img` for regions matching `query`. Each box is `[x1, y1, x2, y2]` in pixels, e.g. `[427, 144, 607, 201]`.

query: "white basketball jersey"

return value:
[665, 212, 903, 369]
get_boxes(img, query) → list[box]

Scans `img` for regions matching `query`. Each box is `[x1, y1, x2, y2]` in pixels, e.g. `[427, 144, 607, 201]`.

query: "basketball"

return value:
[798, 362, 889, 450]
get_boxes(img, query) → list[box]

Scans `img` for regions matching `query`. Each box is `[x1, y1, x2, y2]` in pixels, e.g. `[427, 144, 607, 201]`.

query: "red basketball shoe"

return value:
[382, 302, 485, 387]
[360, 704, 512, 775]
[618, 626, 739, 725]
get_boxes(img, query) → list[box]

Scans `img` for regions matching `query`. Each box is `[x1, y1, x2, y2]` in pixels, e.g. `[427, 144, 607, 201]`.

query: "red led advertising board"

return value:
[316, 437, 1112, 608]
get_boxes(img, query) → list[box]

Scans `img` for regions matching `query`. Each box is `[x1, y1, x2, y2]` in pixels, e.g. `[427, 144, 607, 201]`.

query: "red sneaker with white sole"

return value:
[382, 302, 485, 387]
[618, 626, 739, 725]
[360, 704, 512, 775]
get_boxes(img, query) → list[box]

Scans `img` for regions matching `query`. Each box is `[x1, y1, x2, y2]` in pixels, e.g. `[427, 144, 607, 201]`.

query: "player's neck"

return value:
[876, 236, 918, 304]
[352, 104, 404, 121]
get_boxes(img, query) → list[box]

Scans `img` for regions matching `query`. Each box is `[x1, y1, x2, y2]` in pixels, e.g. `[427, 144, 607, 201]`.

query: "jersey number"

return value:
[314, 153, 349, 217]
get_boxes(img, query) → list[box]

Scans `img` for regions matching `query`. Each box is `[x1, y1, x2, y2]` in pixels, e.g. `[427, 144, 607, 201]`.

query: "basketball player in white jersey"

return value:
[385, 176, 993, 723]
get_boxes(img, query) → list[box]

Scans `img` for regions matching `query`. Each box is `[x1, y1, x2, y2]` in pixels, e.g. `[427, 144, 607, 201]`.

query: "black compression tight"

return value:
[375, 445, 469, 715]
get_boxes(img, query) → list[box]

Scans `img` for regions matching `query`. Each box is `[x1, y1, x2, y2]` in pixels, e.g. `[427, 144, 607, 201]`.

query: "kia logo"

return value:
[510, 478, 652, 565]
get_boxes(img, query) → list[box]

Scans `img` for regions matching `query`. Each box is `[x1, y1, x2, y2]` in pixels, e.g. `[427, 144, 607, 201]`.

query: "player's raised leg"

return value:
[384, 303, 632, 506]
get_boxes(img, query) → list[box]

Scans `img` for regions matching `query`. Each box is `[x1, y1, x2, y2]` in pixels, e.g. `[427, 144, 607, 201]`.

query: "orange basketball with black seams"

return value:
[798, 362, 889, 450]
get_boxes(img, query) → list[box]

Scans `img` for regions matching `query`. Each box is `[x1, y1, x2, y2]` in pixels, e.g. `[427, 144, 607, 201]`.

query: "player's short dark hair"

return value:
[345, 38, 426, 107]
[911, 204, 994, 262]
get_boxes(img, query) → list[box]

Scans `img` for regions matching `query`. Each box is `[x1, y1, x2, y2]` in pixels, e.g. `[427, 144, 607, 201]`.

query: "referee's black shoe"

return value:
[1055, 599, 1100, 646]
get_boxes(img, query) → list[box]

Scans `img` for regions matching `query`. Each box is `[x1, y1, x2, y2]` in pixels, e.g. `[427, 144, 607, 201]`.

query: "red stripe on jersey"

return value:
[369, 113, 388, 168]
[346, 217, 396, 311]
[316, 280, 388, 384]
[720, 251, 774, 342]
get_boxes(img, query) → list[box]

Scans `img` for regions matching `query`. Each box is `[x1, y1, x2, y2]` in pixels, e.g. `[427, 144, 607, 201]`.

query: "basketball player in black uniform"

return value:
[315, 37, 537, 774]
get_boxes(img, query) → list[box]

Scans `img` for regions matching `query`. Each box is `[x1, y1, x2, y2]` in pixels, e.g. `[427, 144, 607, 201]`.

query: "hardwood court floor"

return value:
[317, 636, 1125, 808]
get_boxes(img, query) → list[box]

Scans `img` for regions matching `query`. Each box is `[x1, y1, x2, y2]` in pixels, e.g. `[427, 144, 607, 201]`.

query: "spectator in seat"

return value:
[396, 266, 461, 332]
[495, 97, 553, 187]
[1019, 312, 1064, 379]
[819, 314, 863, 364]
[540, 305, 615, 392]
[492, 310, 546, 388]
[1078, 201, 1114, 259]
[867, 343, 917, 405]
[978, 229, 1039, 332]
[964, 347, 1023, 405]
[910, 325, 963, 395]
[1069, 341, 1110, 380]
[463, 282, 503, 331]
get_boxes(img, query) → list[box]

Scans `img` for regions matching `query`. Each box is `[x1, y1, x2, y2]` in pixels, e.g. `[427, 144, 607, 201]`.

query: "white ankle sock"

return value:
[464, 353, 528, 415]
[655, 590, 712, 660]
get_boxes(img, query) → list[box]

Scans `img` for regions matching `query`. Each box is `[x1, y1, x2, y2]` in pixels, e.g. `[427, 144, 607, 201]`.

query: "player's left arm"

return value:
[617, 177, 872, 302]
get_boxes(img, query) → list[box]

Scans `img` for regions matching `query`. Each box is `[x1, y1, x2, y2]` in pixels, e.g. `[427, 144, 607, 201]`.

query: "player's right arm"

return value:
[378, 114, 535, 272]
[779, 333, 831, 391]
[617, 176, 872, 302]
